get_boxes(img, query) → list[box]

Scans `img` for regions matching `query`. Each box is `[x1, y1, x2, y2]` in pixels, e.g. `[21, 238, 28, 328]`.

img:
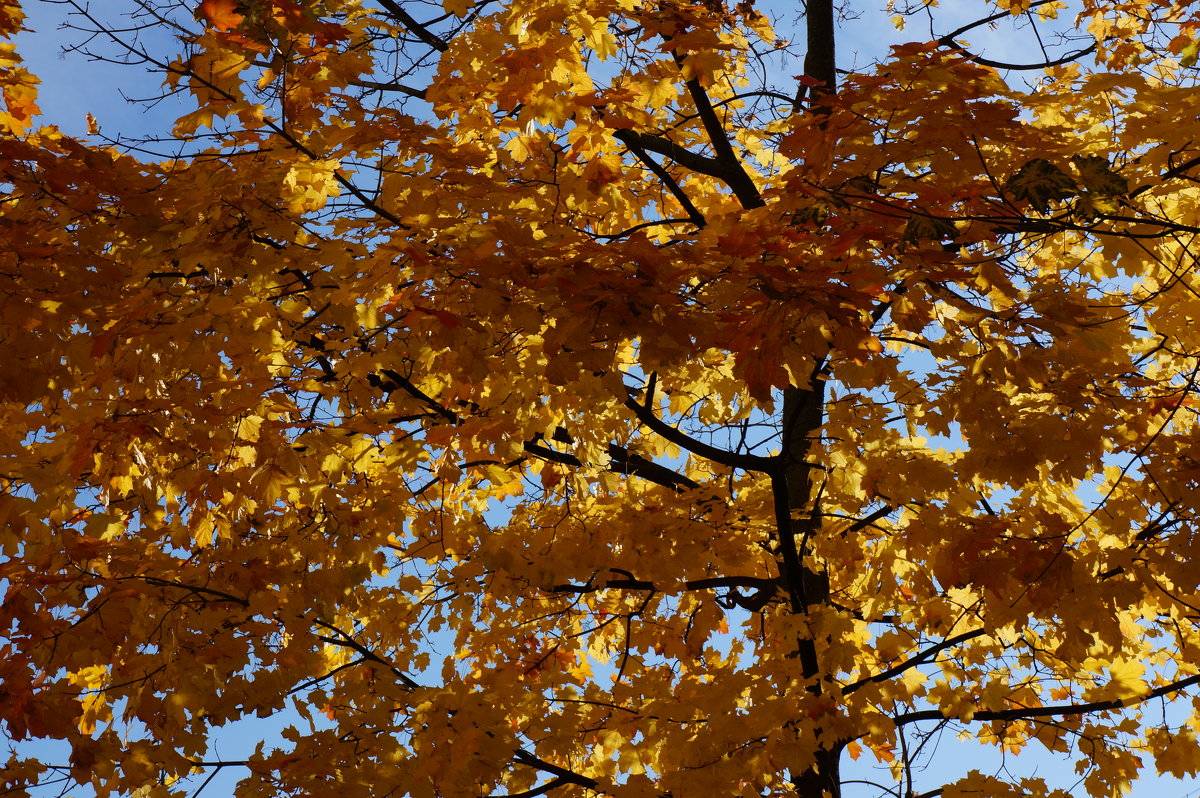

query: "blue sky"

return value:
[15, 2, 187, 139]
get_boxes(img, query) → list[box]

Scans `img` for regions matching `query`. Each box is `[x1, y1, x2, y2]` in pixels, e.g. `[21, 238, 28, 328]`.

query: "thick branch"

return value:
[512, 750, 599, 791]
[939, 41, 1097, 71]
[351, 78, 428, 99]
[622, 389, 774, 473]
[375, 372, 703, 492]
[774, 373, 828, 798]
[777, 378, 827, 609]
[496, 777, 573, 798]
[372, 370, 703, 491]
[619, 138, 707, 228]
[841, 629, 987, 695]
[550, 574, 778, 595]
[373, 0, 449, 51]
[613, 128, 761, 209]
[841, 504, 895, 536]
[374, 369, 460, 424]
[771, 474, 809, 616]
[893, 672, 1200, 726]
[522, 439, 700, 492]
[680, 76, 764, 209]
[607, 443, 702, 490]
[612, 129, 728, 180]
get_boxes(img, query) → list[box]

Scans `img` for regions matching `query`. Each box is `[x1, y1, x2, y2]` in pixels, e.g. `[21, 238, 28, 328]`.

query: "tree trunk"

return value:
[792, 747, 842, 798]
[780, 0, 843, 791]
[779, 379, 841, 798]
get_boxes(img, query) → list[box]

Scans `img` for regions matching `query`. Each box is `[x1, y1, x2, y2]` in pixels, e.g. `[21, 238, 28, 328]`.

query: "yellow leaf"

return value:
[1090, 659, 1149, 703]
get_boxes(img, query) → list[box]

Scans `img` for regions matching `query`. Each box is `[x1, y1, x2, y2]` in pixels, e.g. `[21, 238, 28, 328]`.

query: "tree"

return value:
[6, 0, 1200, 795]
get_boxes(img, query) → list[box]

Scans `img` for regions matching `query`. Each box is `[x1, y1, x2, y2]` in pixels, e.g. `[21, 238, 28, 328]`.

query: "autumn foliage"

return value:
[6, 0, 1200, 796]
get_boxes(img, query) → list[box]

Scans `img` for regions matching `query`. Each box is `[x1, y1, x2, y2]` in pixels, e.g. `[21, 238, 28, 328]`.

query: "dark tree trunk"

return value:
[778, 379, 842, 798]
[785, 0, 839, 788]
[791, 747, 843, 798]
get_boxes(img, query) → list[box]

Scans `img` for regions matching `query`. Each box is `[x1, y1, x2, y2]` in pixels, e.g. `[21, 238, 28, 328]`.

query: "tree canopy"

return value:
[5, 0, 1200, 796]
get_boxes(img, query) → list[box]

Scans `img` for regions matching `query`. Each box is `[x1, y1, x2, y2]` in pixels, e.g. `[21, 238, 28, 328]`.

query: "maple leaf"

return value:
[196, 0, 243, 32]
[1005, 158, 1078, 212]
[0, 0, 21, 35]
[1089, 660, 1149, 704]
[1072, 154, 1129, 197]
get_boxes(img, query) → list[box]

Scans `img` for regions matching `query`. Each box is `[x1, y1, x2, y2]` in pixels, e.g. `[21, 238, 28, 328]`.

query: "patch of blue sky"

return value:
[15, 2, 189, 140]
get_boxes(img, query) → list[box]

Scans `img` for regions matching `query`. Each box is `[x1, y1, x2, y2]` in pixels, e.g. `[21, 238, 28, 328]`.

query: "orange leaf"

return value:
[0, 0, 24, 36]
[197, 0, 244, 32]
[409, 305, 462, 328]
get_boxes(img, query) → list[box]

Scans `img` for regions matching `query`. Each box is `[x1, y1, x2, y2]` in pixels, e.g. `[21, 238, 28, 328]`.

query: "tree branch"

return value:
[937, 0, 1071, 42]
[373, 0, 449, 51]
[495, 777, 573, 798]
[522, 439, 701, 492]
[550, 574, 778, 596]
[893, 672, 1200, 726]
[618, 137, 707, 228]
[622, 384, 774, 473]
[841, 504, 895, 536]
[512, 750, 599, 791]
[612, 129, 726, 181]
[1130, 153, 1200, 199]
[679, 75, 764, 209]
[350, 77, 428, 99]
[312, 619, 420, 690]
[842, 629, 987, 695]
[373, 368, 460, 424]
[606, 442, 702, 491]
[115, 575, 250, 607]
[938, 41, 1097, 71]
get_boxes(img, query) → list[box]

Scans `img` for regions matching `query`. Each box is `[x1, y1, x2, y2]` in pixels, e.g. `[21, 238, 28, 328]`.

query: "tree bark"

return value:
[786, 0, 840, 789]
[778, 379, 841, 798]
